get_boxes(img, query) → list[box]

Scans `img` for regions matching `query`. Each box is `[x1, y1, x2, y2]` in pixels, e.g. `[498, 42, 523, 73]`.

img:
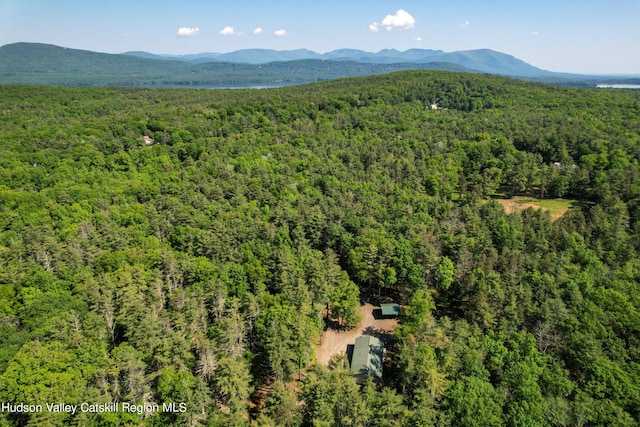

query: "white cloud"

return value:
[177, 27, 200, 37]
[531, 31, 540, 36]
[253, 27, 263, 35]
[274, 29, 286, 36]
[414, 36, 423, 42]
[219, 26, 236, 36]
[372, 9, 415, 31]
[460, 20, 470, 28]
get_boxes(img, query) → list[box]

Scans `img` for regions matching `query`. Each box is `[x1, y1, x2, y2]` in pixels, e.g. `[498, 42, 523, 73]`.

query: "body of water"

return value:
[597, 84, 640, 89]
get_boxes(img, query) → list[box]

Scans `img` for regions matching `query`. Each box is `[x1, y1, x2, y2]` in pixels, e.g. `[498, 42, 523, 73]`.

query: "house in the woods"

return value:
[380, 303, 401, 318]
[350, 335, 384, 384]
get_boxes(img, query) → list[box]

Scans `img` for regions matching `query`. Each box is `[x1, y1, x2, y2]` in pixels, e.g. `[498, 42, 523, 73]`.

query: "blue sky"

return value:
[1, 0, 638, 74]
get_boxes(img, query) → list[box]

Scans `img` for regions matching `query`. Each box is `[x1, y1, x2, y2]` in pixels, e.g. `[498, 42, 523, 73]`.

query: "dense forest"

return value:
[1, 71, 640, 426]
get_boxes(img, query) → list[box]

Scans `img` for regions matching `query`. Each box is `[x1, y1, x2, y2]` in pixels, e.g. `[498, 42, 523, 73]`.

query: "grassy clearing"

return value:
[493, 196, 578, 221]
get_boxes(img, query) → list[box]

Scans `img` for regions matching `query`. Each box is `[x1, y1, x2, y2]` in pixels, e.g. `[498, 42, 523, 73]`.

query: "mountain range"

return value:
[1, 42, 637, 88]
[122, 47, 558, 78]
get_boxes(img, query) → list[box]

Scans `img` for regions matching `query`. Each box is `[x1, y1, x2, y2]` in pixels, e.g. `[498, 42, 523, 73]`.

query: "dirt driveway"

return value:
[315, 304, 399, 366]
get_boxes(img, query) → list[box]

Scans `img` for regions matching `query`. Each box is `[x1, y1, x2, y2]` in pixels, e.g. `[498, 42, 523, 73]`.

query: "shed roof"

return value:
[380, 303, 401, 317]
[350, 335, 384, 382]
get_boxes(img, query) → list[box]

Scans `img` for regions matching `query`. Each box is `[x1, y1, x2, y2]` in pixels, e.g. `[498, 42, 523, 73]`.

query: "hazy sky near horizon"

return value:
[1, 0, 638, 74]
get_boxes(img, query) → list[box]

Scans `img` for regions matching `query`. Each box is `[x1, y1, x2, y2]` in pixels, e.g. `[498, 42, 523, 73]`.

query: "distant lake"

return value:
[597, 84, 640, 89]
[209, 85, 284, 90]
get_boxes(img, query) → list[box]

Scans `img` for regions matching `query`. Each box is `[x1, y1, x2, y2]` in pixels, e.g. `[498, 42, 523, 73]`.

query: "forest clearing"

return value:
[315, 304, 399, 366]
[494, 197, 579, 221]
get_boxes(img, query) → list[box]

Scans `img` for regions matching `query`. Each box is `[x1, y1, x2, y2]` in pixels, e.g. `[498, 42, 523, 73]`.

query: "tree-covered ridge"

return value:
[1, 71, 640, 426]
[0, 42, 476, 87]
[3, 42, 639, 88]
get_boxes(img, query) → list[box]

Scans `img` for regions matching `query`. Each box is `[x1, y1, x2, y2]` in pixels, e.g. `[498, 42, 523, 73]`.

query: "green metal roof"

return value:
[380, 303, 401, 317]
[350, 335, 384, 382]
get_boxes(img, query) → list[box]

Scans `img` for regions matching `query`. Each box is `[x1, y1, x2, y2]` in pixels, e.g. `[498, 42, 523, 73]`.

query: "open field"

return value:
[494, 197, 579, 221]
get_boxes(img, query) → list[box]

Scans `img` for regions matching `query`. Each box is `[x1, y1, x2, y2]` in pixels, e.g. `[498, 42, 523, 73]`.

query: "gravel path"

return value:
[315, 303, 399, 366]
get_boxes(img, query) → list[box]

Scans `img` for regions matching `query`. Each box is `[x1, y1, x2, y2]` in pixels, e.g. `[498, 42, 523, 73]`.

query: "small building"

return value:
[350, 335, 384, 384]
[380, 303, 401, 318]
